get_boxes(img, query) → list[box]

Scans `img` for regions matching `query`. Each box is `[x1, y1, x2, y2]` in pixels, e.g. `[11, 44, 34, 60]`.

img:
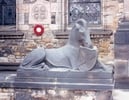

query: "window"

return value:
[0, 0, 16, 25]
[69, 0, 101, 25]
[51, 12, 56, 24]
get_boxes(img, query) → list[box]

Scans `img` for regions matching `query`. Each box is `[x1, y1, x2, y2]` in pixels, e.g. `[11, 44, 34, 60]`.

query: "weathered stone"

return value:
[32, 35, 42, 39]
[15, 92, 32, 100]
[114, 59, 128, 79]
[0, 88, 115, 100]
[42, 38, 52, 43]
[25, 47, 34, 52]
[42, 31, 55, 39]
[16, 56, 22, 59]
[96, 91, 112, 100]
[0, 92, 14, 100]
[3, 53, 8, 57]
[24, 13, 29, 24]
[24, 33, 32, 39]
[24, 40, 37, 48]
[45, 43, 54, 48]
[3, 47, 13, 55]
[51, 39, 58, 44]
[0, 57, 8, 62]
[16, 59, 23, 63]
[8, 89, 14, 92]
[14, 52, 21, 56]
[0, 40, 5, 43]
[8, 55, 16, 63]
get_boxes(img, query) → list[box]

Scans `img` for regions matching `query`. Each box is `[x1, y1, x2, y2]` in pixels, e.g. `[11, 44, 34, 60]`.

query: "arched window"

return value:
[69, 0, 101, 25]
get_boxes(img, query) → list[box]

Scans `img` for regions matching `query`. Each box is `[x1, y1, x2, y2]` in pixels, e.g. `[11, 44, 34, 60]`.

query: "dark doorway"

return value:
[0, 0, 16, 25]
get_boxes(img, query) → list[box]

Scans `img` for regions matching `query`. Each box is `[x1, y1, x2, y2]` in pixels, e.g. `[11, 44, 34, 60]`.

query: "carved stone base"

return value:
[15, 69, 114, 90]
[0, 71, 113, 100]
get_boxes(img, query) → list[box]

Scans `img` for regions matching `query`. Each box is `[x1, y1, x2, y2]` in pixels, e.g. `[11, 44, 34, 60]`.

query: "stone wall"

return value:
[102, 0, 123, 31]
[0, 88, 112, 100]
[0, 0, 125, 63]
[0, 0, 59, 63]
[124, 0, 129, 19]
[0, 32, 58, 63]
[16, 0, 124, 32]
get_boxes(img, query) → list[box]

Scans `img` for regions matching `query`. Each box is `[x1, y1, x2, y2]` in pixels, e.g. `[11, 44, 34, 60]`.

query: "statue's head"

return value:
[75, 19, 88, 29]
[70, 18, 91, 47]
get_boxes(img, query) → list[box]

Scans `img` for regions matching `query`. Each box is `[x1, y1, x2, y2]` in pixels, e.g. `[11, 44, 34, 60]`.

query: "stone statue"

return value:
[20, 19, 106, 71]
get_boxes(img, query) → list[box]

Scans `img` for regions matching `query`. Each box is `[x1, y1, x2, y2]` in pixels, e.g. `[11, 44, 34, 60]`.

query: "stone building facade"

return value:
[0, 0, 125, 63]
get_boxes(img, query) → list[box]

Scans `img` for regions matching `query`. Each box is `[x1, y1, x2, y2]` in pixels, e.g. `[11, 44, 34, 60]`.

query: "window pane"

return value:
[69, 0, 101, 25]
[3, 6, 16, 25]
[51, 12, 56, 24]
[0, 6, 2, 24]
[0, 0, 16, 25]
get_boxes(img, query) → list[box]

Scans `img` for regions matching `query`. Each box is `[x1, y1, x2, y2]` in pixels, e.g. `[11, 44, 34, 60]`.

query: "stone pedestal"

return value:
[15, 69, 113, 90]
[0, 70, 113, 100]
[114, 19, 129, 88]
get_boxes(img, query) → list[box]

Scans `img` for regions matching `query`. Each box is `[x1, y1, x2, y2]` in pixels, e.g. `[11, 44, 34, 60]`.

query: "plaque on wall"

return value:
[29, 1, 50, 24]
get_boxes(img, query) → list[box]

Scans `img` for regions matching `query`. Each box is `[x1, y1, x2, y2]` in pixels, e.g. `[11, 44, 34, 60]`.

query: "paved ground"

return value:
[113, 90, 129, 100]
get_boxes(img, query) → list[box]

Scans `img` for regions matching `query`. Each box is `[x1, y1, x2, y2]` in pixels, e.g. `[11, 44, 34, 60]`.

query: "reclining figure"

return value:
[20, 19, 106, 71]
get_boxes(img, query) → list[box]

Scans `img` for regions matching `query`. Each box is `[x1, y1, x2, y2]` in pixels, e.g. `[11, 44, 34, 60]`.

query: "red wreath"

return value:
[34, 24, 44, 36]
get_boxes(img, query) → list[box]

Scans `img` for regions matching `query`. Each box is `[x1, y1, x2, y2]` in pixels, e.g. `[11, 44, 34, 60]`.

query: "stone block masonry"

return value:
[0, 0, 123, 63]
[0, 88, 112, 100]
[0, 30, 59, 63]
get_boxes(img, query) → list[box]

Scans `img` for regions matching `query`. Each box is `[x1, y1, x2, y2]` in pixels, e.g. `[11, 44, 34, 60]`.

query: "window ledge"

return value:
[54, 29, 113, 39]
[0, 30, 24, 39]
